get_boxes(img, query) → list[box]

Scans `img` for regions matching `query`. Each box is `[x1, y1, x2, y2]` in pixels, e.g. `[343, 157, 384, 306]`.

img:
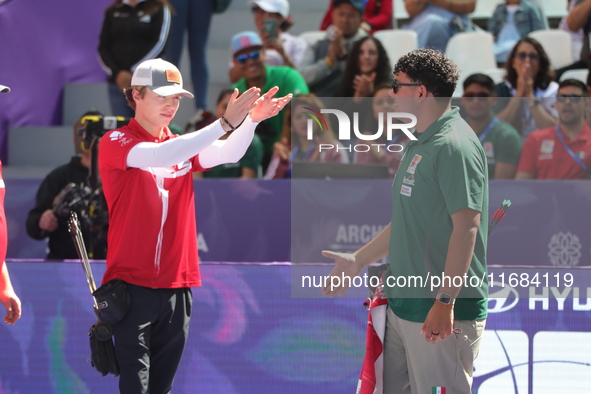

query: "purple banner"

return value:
[5, 179, 291, 262]
[0, 261, 590, 393]
[292, 179, 591, 268]
[6, 179, 591, 266]
[0, 0, 110, 162]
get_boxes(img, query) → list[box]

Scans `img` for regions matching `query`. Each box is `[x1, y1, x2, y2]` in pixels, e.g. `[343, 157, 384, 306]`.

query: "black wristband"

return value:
[221, 116, 237, 131]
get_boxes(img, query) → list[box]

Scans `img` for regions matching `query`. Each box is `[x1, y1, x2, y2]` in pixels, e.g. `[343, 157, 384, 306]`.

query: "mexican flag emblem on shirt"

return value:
[432, 388, 446, 394]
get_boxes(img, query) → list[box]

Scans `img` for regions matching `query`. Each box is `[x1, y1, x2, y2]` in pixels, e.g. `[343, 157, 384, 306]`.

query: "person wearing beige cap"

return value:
[0, 84, 22, 326]
[97, 58, 291, 393]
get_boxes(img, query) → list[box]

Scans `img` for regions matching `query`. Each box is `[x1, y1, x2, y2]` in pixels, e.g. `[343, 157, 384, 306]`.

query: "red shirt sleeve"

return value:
[365, 0, 393, 32]
[516, 134, 538, 177]
[320, 2, 334, 30]
[99, 128, 141, 171]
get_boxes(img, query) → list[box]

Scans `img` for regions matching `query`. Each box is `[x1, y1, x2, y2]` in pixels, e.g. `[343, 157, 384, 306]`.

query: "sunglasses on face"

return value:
[556, 94, 584, 103]
[391, 82, 423, 94]
[235, 50, 261, 64]
[515, 52, 539, 62]
[462, 92, 491, 101]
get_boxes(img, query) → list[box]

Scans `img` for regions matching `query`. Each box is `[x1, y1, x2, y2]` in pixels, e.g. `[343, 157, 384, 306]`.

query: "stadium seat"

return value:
[528, 30, 573, 70]
[445, 32, 502, 96]
[485, 68, 507, 85]
[62, 82, 112, 126]
[559, 69, 589, 83]
[8, 126, 74, 167]
[374, 30, 418, 65]
[298, 31, 327, 47]
[392, 0, 409, 27]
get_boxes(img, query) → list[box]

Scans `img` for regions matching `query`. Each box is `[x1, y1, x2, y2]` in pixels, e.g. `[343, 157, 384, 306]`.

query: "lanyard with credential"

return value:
[555, 125, 591, 176]
[478, 117, 499, 143]
[290, 141, 316, 163]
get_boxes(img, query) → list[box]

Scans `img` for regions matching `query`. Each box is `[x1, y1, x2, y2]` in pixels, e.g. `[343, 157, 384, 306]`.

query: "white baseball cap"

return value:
[249, 0, 289, 19]
[131, 58, 194, 98]
[0, 84, 10, 93]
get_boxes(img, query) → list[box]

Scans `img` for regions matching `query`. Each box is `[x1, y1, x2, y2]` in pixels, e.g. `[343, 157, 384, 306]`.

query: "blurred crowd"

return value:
[94, 0, 591, 181]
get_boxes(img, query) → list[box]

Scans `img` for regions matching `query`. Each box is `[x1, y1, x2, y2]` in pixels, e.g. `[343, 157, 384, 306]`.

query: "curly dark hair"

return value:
[504, 37, 554, 90]
[337, 36, 392, 97]
[392, 48, 459, 98]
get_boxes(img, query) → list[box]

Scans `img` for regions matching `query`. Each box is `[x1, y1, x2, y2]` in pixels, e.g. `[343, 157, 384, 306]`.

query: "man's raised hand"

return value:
[321, 250, 363, 297]
[250, 86, 292, 122]
[223, 87, 261, 128]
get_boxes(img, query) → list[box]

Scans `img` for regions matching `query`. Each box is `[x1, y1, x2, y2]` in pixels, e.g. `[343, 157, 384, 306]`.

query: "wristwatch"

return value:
[436, 292, 455, 305]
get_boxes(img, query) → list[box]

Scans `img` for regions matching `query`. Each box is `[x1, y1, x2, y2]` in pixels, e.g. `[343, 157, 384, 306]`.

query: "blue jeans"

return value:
[405, 5, 470, 52]
[165, 0, 213, 110]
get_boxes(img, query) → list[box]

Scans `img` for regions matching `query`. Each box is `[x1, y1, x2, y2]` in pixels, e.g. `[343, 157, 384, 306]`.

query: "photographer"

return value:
[25, 110, 107, 260]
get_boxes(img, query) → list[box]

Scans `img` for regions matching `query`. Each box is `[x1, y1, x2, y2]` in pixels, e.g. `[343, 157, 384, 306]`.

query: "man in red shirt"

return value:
[98, 59, 290, 393]
[0, 84, 21, 326]
[516, 79, 591, 179]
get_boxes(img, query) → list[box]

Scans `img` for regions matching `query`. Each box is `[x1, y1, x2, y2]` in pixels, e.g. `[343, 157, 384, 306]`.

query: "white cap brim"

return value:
[248, 0, 289, 19]
[150, 85, 194, 99]
[0, 84, 10, 93]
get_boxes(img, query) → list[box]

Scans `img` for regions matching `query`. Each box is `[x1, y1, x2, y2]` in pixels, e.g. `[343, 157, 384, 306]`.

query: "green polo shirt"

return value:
[385, 107, 488, 323]
[233, 65, 309, 153]
[204, 134, 264, 178]
[477, 116, 522, 179]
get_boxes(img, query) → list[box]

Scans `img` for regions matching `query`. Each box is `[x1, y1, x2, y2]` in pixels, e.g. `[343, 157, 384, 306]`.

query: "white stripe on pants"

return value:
[383, 307, 485, 394]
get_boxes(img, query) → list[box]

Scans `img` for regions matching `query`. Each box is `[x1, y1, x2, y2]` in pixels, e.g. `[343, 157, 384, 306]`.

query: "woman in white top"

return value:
[495, 37, 558, 139]
[229, 0, 308, 83]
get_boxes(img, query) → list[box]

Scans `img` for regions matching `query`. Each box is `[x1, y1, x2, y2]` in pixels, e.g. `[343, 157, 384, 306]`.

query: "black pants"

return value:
[113, 284, 192, 394]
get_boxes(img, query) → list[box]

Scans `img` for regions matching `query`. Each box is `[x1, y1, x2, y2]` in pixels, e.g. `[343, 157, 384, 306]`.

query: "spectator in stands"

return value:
[229, 0, 308, 83]
[487, 0, 546, 64]
[353, 83, 411, 177]
[0, 84, 21, 326]
[586, 66, 591, 129]
[98, 0, 173, 119]
[265, 95, 348, 178]
[495, 37, 558, 139]
[461, 74, 522, 179]
[194, 89, 264, 178]
[516, 79, 591, 179]
[320, 0, 393, 34]
[558, 0, 584, 64]
[557, 0, 591, 80]
[337, 36, 391, 99]
[231, 31, 309, 170]
[403, 0, 476, 52]
[26, 111, 107, 260]
[165, 0, 215, 114]
[300, 0, 367, 97]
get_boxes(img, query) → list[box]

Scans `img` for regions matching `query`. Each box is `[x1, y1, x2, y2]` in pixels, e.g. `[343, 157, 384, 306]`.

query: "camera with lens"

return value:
[54, 114, 130, 258]
[79, 115, 130, 152]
